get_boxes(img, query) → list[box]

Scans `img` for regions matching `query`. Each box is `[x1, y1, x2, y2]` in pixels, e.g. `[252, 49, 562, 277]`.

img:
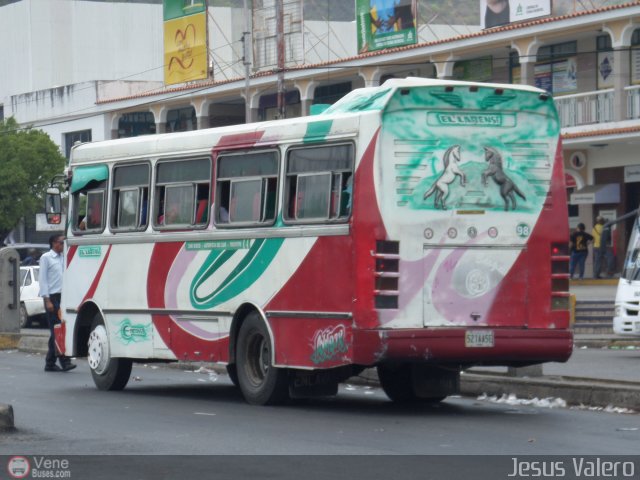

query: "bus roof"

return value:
[324, 77, 547, 115]
[70, 78, 549, 165]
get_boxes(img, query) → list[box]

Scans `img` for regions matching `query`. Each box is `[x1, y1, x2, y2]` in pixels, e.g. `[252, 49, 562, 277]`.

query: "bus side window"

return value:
[215, 150, 279, 227]
[72, 185, 107, 234]
[284, 143, 354, 223]
[111, 163, 150, 232]
[154, 157, 211, 230]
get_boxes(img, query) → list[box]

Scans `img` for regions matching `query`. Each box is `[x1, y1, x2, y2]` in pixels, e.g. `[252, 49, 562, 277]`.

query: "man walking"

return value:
[39, 234, 76, 372]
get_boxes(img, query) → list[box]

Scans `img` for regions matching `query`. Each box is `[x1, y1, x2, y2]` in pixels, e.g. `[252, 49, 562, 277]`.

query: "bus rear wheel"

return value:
[377, 364, 449, 404]
[88, 314, 132, 391]
[236, 312, 288, 405]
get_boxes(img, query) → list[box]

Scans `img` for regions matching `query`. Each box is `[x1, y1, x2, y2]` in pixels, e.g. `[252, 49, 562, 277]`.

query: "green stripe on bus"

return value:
[190, 237, 284, 309]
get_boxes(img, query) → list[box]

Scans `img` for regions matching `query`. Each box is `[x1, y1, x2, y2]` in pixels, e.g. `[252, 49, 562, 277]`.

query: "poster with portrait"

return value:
[480, 0, 551, 29]
[356, 0, 417, 53]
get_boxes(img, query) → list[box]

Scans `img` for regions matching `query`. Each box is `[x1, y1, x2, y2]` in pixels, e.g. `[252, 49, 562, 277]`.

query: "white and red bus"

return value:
[53, 78, 572, 405]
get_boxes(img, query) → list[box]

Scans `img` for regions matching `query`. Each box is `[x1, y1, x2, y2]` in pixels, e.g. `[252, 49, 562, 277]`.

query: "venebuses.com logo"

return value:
[7, 456, 71, 478]
[7, 456, 30, 479]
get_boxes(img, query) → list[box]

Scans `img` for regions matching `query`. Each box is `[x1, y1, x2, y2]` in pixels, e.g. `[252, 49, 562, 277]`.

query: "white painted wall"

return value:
[0, 0, 164, 101]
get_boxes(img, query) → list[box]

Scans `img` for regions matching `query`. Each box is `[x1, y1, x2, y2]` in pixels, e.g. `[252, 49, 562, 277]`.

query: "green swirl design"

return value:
[190, 238, 284, 309]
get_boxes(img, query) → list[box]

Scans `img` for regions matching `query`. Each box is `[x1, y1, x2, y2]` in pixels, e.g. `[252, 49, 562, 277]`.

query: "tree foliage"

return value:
[0, 118, 66, 240]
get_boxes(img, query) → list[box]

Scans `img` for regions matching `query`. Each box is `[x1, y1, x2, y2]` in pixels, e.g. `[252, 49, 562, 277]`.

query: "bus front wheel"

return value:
[236, 312, 289, 405]
[88, 315, 132, 391]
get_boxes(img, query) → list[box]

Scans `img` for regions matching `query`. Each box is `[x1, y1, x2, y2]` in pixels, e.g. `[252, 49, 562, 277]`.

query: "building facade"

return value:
[2, 0, 640, 274]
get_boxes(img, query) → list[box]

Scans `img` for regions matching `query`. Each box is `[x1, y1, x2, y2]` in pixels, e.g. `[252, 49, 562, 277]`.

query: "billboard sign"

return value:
[163, 11, 208, 85]
[163, 0, 206, 21]
[356, 0, 417, 54]
[481, 0, 551, 29]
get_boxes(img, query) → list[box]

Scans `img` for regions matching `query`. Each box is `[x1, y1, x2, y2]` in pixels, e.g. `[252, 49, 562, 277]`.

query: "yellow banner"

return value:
[164, 13, 208, 86]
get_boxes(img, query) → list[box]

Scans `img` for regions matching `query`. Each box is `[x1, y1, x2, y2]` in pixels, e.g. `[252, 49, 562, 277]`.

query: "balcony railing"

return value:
[625, 85, 640, 119]
[554, 89, 614, 128]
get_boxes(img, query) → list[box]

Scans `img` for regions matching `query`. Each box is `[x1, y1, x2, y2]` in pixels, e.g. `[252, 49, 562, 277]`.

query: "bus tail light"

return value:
[550, 242, 570, 310]
[374, 240, 399, 310]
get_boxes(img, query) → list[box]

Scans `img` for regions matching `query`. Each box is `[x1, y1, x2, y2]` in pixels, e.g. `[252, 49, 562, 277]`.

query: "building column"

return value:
[294, 79, 317, 116]
[192, 97, 212, 130]
[605, 20, 635, 121]
[430, 54, 457, 79]
[109, 112, 120, 139]
[518, 58, 536, 86]
[150, 105, 167, 134]
[244, 90, 260, 124]
[358, 66, 383, 87]
[512, 38, 540, 87]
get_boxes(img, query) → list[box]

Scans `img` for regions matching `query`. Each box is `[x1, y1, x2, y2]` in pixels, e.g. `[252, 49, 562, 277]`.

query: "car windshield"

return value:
[20, 269, 27, 284]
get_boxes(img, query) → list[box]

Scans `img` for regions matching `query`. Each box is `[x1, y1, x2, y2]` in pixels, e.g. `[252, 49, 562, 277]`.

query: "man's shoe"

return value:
[45, 364, 62, 372]
[61, 363, 77, 372]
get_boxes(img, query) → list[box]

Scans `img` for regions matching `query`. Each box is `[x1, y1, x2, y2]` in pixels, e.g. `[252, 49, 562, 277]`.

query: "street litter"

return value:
[572, 404, 635, 414]
[477, 393, 567, 409]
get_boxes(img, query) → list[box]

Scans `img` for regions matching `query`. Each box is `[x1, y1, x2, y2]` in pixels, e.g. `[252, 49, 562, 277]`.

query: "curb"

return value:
[0, 333, 20, 350]
[350, 368, 640, 410]
[459, 373, 640, 410]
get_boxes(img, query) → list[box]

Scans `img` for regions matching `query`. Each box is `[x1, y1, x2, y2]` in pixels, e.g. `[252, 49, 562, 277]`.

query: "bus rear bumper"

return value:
[353, 328, 573, 366]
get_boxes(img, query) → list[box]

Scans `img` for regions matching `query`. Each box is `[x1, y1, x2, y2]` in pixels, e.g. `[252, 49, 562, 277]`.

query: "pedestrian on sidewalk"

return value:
[592, 216, 607, 278]
[591, 216, 615, 278]
[39, 234, 76, 373]
[570, 223, 593, 280]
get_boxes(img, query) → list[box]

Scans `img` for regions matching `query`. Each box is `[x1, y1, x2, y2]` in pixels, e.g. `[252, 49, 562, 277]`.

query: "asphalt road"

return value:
[1, 350, 639, 458]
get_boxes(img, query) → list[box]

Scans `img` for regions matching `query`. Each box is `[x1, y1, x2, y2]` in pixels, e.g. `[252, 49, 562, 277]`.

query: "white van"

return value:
[613, 212, 640, 336]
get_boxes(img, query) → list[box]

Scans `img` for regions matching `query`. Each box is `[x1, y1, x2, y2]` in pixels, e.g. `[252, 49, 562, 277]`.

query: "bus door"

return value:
[422, 244, 528, 328]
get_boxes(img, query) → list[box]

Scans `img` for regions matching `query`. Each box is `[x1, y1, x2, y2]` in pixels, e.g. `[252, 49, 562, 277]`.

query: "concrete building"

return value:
[2, 0, 640, 274]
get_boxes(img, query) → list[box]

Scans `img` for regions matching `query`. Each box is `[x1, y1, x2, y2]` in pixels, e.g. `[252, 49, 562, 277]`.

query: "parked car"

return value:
[0, 243, 49, 265]
[19, 266, 46, 328]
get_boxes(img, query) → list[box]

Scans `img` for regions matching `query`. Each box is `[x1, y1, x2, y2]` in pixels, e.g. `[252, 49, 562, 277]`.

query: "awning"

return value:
[570, 183, 620, 205]
[70, 165, 108, 193]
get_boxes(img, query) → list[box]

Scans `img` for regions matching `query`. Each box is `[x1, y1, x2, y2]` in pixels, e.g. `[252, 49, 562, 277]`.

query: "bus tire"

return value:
[88, 314, 132, 391]
[378, 364, 448, 403]
[377, 363, 417, 402]
[226, 364, 239, 387]
[236, 312, 288, 405]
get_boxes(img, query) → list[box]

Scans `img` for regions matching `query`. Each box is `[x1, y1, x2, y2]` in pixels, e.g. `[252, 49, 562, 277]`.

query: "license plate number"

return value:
[465, 330, 494, 348]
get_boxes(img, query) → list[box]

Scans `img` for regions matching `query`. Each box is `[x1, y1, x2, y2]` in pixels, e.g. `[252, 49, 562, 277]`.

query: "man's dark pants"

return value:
[45, 293, 68, 367]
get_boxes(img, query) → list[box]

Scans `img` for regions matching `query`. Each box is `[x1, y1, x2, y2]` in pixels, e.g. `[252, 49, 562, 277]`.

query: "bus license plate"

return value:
[465, 330, 494, 348]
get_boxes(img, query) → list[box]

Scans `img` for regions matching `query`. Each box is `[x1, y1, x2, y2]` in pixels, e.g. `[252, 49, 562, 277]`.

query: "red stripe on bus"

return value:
[79, 245, 112, 305]
[66, 245, 78, 267]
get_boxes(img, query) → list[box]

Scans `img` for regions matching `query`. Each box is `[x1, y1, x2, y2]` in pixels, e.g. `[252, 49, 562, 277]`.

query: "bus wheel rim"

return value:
[246, 332, 269, 386]
[88, 325, 110, 375]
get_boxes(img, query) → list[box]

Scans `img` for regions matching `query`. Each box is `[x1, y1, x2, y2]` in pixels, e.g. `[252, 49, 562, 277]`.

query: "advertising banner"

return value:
[163, 0, 206, 21]
[597, 51, 615, 89]
[163, 12, 208, 86]
[356, 0, 417, 54]
[481, 0, 551, 29]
